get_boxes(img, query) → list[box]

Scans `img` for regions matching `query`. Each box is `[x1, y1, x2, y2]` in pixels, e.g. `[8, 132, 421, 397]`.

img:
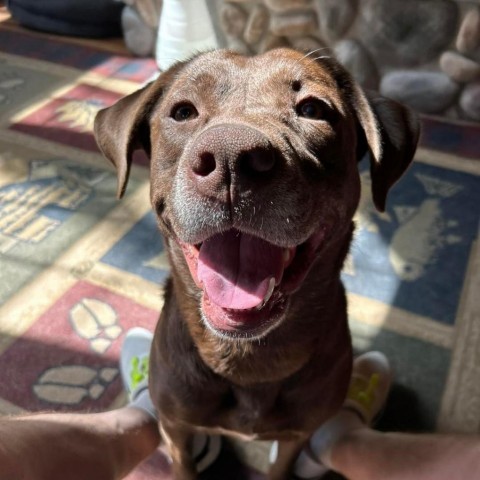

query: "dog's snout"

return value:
[188, 124, 276, 197]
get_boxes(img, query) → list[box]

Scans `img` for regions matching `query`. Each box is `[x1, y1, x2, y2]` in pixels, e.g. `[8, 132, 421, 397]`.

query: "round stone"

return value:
[244, 5, 270, 45]
[358, 0, 459, 67]
[314, 0, 358, 43]
[456, 6, 480, 55]
[220, 3, 249, 38]
[380, 70, 461, 114]
[440, 51, 480, 83]
[226, 36, 252, 55]
[334, 39, 379, 89]
[459, 82, 480, 121]
[259, 33, 290, 53]
[121, 6, 156, 57]
[270, 10, 318, 37]
[264, 0, 313, 13]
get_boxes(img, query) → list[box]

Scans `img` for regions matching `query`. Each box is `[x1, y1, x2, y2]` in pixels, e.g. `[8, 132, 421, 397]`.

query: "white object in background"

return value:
[156, 0, 218, 71]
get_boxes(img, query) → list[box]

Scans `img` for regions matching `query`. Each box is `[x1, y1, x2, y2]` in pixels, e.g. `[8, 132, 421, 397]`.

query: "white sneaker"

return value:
[120, 327, 222, 472]
[292, 351, 393, 479]
[343, 351, 393, 425]
[120, 327, 154, 406]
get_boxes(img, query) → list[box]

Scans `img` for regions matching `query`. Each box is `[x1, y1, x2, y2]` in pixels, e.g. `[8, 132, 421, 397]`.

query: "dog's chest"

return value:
[198, 383, 304, 441]
[229, 384, 276, 425]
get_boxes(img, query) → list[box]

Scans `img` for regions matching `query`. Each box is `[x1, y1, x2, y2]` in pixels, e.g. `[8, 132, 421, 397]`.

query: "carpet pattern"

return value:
[0, 17, 480, 478]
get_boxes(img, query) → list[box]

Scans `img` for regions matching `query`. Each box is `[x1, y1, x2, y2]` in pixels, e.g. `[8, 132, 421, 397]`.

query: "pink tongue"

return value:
[198, 230, 284, 310]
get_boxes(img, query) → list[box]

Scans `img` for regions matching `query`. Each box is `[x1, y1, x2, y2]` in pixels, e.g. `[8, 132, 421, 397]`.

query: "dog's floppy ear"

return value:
[353, 86, 420, 212]
[94, 63, 185, 198]
[94, 82, 159, 198]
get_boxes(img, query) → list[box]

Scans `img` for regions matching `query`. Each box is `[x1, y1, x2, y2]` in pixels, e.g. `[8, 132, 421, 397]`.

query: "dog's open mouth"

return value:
[180, 228, 327, 338]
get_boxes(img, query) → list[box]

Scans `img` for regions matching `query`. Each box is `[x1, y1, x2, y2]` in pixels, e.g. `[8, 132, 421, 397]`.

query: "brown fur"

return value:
[94, 48, 419, 480]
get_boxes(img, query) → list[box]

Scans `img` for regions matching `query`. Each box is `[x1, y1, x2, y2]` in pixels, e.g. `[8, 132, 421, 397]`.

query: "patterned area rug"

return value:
[1, 15, 480, 479]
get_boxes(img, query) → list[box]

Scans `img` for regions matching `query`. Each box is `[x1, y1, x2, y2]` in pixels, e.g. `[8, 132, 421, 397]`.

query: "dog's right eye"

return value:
[296, 99, 328, 121]
[171, 103, 198, 122]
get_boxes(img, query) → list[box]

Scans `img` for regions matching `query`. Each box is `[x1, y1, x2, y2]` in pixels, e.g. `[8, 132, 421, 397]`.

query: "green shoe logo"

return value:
[130, 355, 149, 390]
[347, 373, 379, 414]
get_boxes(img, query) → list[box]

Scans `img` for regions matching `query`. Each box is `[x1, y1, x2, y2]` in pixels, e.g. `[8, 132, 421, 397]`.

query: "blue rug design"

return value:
[344, 160, 480, 324]
[101, 211, 169, 285]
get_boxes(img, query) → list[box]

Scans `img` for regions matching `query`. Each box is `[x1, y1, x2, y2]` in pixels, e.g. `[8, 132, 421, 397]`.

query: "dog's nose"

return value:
[189, 124, 276, 196]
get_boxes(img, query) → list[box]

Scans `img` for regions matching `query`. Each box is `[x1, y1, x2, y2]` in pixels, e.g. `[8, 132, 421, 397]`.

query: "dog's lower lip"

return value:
[202, 289, 287, 336]
[179, 226, 328, 335]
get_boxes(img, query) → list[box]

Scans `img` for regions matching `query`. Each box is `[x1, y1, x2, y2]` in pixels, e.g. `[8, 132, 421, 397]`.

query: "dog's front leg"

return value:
[268, 437, 308, 480]
[159, 419, 197, 480]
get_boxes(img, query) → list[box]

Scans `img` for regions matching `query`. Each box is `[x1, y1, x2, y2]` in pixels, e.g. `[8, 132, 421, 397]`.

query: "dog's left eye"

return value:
[296, 99, 328, 120]
[171, 103, 198, 122]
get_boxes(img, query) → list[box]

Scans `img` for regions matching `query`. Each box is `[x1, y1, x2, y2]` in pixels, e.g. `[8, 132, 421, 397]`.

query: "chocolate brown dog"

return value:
[94, 48, 419, 480]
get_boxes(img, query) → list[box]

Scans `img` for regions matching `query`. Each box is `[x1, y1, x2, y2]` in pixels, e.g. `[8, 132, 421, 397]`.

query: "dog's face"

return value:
[95, 48, 419, 341]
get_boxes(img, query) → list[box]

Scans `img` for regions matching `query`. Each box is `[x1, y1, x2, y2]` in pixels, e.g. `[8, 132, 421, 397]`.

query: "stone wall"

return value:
[210, 0, 480, 123]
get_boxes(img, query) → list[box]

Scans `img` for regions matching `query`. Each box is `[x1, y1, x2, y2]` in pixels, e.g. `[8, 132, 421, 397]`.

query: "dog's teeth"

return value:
[283, 247, 296, 266]
[255, 301, 266, 311]
[264, 277, 275, 303]
[255, 277, 275, 311]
